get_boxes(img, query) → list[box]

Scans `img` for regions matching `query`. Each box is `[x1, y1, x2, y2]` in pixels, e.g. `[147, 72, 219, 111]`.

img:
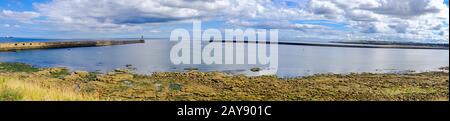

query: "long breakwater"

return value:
[0, 39, 145, 51]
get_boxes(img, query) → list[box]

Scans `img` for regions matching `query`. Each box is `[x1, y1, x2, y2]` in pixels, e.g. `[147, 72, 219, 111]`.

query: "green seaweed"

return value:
[0, 62, 40, 73]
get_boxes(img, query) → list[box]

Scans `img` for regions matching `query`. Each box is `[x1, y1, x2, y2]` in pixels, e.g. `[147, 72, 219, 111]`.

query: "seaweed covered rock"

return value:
[96, 73, 134, 83]
[73, 71, 89, 77]
[35, 68, 69, 78]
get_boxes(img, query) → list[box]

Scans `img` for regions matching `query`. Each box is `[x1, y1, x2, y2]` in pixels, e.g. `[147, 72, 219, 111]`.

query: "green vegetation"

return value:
[170, 83, 182, 91]
[0, 62, 448, 101]
[50, 68, 70, 78]
[184, 67, 199, 71]
[0, 62, 40, 73]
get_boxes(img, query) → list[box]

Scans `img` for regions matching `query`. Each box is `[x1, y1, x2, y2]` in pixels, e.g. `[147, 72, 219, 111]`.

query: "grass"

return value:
[0, 78, 23, 101]
[0, 76, 99, 101]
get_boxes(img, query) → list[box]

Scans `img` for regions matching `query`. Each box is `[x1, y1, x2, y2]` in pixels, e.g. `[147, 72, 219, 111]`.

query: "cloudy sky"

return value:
[0, 0, 449, 42]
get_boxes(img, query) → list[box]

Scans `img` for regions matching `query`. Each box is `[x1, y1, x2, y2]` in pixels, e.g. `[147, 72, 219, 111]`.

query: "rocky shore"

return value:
[0, 62, 448, 101]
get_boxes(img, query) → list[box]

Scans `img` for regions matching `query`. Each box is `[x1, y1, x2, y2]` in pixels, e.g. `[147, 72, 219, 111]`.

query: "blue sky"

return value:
[0, 0, 449, 42]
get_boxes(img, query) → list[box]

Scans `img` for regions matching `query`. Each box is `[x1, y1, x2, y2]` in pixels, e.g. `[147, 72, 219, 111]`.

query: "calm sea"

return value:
[1, 38, 448, 77]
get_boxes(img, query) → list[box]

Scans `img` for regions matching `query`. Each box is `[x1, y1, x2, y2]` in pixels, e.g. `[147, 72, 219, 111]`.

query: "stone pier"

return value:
[0, 40, 145, 51]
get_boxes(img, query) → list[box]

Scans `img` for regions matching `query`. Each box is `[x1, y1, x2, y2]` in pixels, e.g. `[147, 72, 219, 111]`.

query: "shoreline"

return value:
[1, 62, 448, 101]
[1, 61, 448, 78]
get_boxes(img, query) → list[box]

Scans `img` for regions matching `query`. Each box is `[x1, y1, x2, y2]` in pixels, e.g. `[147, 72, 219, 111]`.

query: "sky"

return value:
[0, 0, 449, 43]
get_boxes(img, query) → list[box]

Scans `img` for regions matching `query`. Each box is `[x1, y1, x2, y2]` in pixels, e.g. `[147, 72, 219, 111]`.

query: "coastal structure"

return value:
[209, 40, 449, 50]
[0, 39, 145, 51]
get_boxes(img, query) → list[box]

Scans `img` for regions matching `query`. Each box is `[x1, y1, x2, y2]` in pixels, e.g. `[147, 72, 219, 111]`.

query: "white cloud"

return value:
[346, 9, 381, 21]
[227, 19, 328, 31]
[148, 30, 161, 33]
[308, 0, 344, 19]
[223, 0, 448, 42]
[33, 0, 320, 30]
[2, 24, 20, 28]
[33, 0, 258, 32]
[1, 0, 448, 42]
[0, 10, 40, 23]
[303, 0, 449, 42]
[444, 28, 449, 41]
[368, 0, 445, 18]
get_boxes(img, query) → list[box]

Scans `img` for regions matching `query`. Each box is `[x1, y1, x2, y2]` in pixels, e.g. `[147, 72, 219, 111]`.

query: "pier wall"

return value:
[0, 40, 144, 51]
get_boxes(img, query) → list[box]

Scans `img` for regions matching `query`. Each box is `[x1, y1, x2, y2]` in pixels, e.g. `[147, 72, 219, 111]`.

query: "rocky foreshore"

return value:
[0, 62, 448, 101]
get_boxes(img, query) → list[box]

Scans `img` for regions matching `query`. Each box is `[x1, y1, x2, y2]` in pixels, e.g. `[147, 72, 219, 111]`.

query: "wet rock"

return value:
[35, 67, 68, 76]
[439, 67, 449, 71]
[250, 67, 261, 72]
[96, 73, 134, 83]
[184, 68, 199, 71]
[125, 64, 132, 68]
[63, 71, 92, 81]
[114, 68, 130, 74]
[74, 71, 89, 77]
